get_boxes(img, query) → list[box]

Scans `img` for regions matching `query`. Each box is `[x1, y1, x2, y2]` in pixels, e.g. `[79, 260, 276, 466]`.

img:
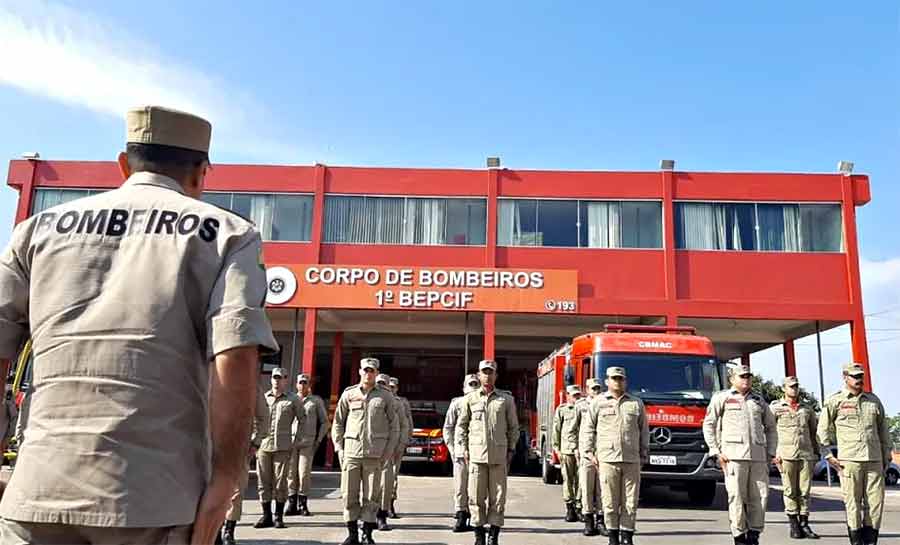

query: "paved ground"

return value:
[235, 470, 900, 544]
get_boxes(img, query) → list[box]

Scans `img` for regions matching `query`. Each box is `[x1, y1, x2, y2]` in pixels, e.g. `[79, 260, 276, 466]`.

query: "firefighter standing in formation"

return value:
[581, 367, 649, 545]
[444, 373, 481, 532]
[703, 364, 777, 545]
[255, 368, 306, 530]
[387, 376, 414, 518]
[332, 358, 400, 545]
[456, 359, 520, 545]
[553, 384, 584, 523]
[285, 373, 328, 517]
[817, 363, 892, 545]
[770, 376, 820, 540]
[376, 374, 411, 531]
[579, 377, 608, 537]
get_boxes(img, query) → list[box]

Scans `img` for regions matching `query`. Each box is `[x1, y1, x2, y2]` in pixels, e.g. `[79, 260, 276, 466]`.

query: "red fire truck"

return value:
[532, 325, 727, 505]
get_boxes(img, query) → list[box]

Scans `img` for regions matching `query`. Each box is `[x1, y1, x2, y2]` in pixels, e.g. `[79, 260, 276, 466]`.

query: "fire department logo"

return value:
[651, 426, 672, 446]
[266, 266, 297, 305]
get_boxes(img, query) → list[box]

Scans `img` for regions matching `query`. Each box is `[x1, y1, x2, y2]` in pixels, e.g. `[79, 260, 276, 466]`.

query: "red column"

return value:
[324, 331, 343, 469]
[13, 159, 38, 224]
[661, 169, 678, 325]
[483, 166, 499, 362]
[841, 175, 872, 391]
[783, 341, 796, 377]
[301, 310, 317, 377]
[484, 312, 496, 361]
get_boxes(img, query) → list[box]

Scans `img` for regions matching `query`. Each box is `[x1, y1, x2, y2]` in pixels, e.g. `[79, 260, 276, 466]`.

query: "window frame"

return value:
[203, 190, 315, 243]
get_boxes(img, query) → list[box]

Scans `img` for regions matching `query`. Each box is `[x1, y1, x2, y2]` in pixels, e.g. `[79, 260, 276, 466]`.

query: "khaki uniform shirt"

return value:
[0, 172, 277, 527]
[816, 388, 892, 465]
[703, 389, 777, 462]
[455, 387, 520, 465]
[260, 390, 305, 453]
[443, 396, 464, 459]
[251, 386, 270, 448]
[770, 398, 818, 461]
[332, 384, 400, 460]
[392, 396, 412, 454]
[580, 391, 649, 464]
[552, 402, 581, 455]
[292, 394, 328, 449]
[397, 395, 414, 447]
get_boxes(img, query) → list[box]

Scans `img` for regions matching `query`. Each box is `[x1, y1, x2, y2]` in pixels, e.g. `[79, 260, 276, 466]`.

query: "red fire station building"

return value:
[5, 160, 873, 421]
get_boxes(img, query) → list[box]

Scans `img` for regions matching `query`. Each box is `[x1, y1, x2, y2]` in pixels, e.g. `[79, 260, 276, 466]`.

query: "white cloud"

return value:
[0, 0, 310, 163]
[752, 256, 900, 414]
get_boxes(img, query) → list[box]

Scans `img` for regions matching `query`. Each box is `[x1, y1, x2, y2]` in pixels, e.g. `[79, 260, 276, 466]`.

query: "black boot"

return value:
[565, 502, 579, 522]
[487, 525, 501, 545]
[576, 503, 585, 522]
[222, 520, 236, 545]
[733, 534, 747, 545]
[214, 525, 223, 545]
[788, 515, 804, 539]
[608, 529, 621, 545]
[474, 526, 486, 545]
[285, 494, 300, 516]
[621, 530, 635, 545]
[299, 494, 312, 516]
[342, 521, 360, 545]
[376, 509, 391, 531]
[388, 500, 399, 519]
[465, 511, 473, 531]
[747, 530, 760, 545]
[848, 527, 863, 545]
[360, 521, 377, 544]
[799, 515, 818, 539]
[583, 513, 599, 536]
[861, 526, 878, 545]
[597, 513, 609, 537]
[453, 511, 468, 532]
[273, 501, 287, 528]
[253, 501, 274, 528]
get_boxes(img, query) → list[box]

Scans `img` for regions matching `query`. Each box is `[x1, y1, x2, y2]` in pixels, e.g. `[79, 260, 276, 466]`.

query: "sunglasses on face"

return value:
[609, 376, 625, 381]
[848, 374, 864, 381]
[785, 384, 798, 388]
[738, 374, 752, 379]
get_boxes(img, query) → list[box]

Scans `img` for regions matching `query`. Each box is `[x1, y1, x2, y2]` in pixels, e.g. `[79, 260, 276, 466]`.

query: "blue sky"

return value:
[1, 1, 898, 412]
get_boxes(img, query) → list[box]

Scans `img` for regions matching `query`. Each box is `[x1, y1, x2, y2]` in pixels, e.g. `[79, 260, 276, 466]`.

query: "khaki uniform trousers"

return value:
[453, 459, 470, 512]
[469, 462, 508, 527]
[342, 457, 383, 523]
[288, 445, 316, 496]
[560, 453, 580, 505]
[598, 462, 640, 531]
[780, 459, 813, 516]
[257, 449, 292, 503]
[381, 455, 400, 510]
[0, 519, 191, 544]
[839, 460, 885, 530]
[226, 455, 252, 521]
[724, 460, 769, 536]
[391, 457, 402, 500]
[580, 458, 602, 515]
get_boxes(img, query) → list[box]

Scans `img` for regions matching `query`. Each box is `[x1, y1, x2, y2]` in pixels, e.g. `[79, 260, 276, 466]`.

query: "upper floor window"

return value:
[324, 195, 486, 245]
[202, 192, 313, 242]
[675, 202, 843, 252]
[498, 199, 662, 249]
[32, 188, 102, 214]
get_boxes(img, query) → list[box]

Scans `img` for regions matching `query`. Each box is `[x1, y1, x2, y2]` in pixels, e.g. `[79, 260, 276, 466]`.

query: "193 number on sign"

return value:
[544, 300, 577, 312]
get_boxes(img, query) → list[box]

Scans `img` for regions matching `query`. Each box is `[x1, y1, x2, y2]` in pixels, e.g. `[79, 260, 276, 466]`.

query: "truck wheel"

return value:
[541, 442, 554, 484]
[687, 480, 717, 506]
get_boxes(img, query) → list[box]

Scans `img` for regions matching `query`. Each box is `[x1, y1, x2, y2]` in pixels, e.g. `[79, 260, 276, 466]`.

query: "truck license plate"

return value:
[406, 447, 423, 454]
[650, 455, 677, 466]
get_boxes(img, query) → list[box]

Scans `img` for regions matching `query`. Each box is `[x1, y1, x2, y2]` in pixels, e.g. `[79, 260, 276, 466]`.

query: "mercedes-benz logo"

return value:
[651, 426, 672, 446]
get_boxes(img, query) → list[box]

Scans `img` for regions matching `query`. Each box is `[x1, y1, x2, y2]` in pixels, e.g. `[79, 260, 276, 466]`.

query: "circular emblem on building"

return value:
[266, 266, 297, 305]
[544, 300, 557, 311]
[651, 426, 672, 446]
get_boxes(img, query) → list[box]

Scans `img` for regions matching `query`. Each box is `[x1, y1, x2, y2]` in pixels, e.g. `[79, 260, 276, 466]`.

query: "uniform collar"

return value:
[841, 387, 865, 399]
[122, 171, 186, 195]
[602, 391, 630, 401]
[267, 389, 287, 400]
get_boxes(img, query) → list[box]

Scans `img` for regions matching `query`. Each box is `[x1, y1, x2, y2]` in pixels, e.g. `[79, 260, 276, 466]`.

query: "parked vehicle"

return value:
[402, 403, 452, 475]
[813, 447, 900, 486]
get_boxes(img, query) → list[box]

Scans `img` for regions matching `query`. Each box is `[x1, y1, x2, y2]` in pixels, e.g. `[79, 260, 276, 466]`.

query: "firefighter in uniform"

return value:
[387, 376, 414, 518]
[817, 363, 892, 545]
[255, 368, 306, 529]
[553, 384, 583, 523]
[444, 373, 480, 532]
[581, 367, 649, 545]
[220, 385, 269, 545]
[0, 105, 278, 544]
[285, 373, 328, 517]
[456, 359, 520, 545]
[770, 376, 820, 539]
[703, 364, 777, 545]
[375, 374, 410, 531]
[579, 377, 608, 536]
[332, 358, 400, 545]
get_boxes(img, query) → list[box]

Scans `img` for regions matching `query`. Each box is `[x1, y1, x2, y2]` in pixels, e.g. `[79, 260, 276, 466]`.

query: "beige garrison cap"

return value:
[297, 373, 310, 383]
[586, 378, 602, 389]
[606, 366, 626, 378]
[843, 362, 865, 376]
[126, 105, 212, 154]
[566, 384, 583, 395]
[731, 364, 752, 376]
[463, 374, 479, 387]
[375, 373, 390, 385]
[783, 376, 799, 386]
[479, 359, 497, 371]
[271, 367, 286, 378]
[360, 357, 380, 371]
[389, 377, 399, 387]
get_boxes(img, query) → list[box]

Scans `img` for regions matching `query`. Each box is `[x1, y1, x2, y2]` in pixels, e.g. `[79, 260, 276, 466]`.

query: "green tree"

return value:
[751, 374, 820, 411]
[887, 413, 900, 450]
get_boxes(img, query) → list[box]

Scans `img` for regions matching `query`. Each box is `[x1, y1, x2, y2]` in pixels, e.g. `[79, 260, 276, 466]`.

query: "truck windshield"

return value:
[595, 352, 722, 401]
